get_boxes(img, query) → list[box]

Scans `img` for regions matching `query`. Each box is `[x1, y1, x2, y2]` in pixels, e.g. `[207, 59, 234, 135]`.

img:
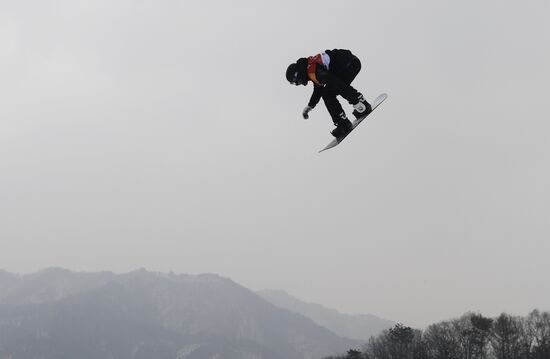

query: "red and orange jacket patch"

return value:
[307, 53, 330, 85]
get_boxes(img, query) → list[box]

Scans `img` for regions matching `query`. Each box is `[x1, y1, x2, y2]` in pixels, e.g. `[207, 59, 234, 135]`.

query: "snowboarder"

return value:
[286, 49, 372, 137]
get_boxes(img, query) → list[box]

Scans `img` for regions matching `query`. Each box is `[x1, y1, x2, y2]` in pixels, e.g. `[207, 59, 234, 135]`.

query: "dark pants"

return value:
[322, 56, 362, 124]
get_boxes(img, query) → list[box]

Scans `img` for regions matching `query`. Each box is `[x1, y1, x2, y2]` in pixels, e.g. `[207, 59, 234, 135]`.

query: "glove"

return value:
[302, 106, 313, 119]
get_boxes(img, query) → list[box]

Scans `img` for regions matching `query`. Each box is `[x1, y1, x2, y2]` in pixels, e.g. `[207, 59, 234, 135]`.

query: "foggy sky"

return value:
[1, 0, 549, 327]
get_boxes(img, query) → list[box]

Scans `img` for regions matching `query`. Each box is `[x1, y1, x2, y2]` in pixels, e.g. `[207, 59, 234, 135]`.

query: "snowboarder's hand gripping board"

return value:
[319, 93, 387, 153]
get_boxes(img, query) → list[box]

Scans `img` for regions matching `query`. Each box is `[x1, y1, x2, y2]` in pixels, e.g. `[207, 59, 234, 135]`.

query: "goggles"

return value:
[291, 72, 306, 85]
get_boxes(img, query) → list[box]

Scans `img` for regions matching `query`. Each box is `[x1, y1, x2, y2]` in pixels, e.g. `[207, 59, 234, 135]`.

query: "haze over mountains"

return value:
[257, 289, 394, 341]
[0, 268, 390, 359]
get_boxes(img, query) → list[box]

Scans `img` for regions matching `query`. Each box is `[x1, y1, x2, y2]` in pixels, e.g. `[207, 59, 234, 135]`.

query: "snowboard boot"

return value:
[331, 114, 353, 138]
[352, 93, 372, 120]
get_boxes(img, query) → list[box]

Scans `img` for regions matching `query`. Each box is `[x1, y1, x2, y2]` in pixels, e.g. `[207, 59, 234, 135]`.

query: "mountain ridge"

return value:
[257, 289, 394, 341]
[0, 268, 363, 359]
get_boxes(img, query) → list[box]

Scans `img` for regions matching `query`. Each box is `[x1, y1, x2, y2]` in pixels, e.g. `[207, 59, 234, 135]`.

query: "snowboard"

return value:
[319, 93, 388, 153]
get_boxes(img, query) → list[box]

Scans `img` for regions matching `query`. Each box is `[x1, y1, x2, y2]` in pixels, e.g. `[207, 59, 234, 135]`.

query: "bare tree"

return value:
[363, 324, 424, 359]
[468, 313, 493, 359]
[489, 313, 528, 359]
[363, 329, 393, 359]
[351, 310, 550, 359]
[527, 310, 550, 359]
[423, 320, 461, 359]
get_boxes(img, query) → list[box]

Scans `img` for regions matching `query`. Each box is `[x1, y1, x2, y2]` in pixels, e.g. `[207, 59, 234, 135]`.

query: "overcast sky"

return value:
[1, 0, 549, 327]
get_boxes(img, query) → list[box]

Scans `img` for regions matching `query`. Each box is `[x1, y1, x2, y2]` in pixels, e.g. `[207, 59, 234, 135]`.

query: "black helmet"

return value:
[286, 58, 308, 85]
[286, 63, 298, 83]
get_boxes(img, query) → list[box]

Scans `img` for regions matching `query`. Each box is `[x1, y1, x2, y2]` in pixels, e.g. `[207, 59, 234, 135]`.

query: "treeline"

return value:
[325, 310, 550, 359]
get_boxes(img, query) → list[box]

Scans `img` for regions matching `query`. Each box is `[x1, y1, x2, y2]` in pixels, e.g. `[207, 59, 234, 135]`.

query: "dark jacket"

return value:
[306, 49, 360, 108]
